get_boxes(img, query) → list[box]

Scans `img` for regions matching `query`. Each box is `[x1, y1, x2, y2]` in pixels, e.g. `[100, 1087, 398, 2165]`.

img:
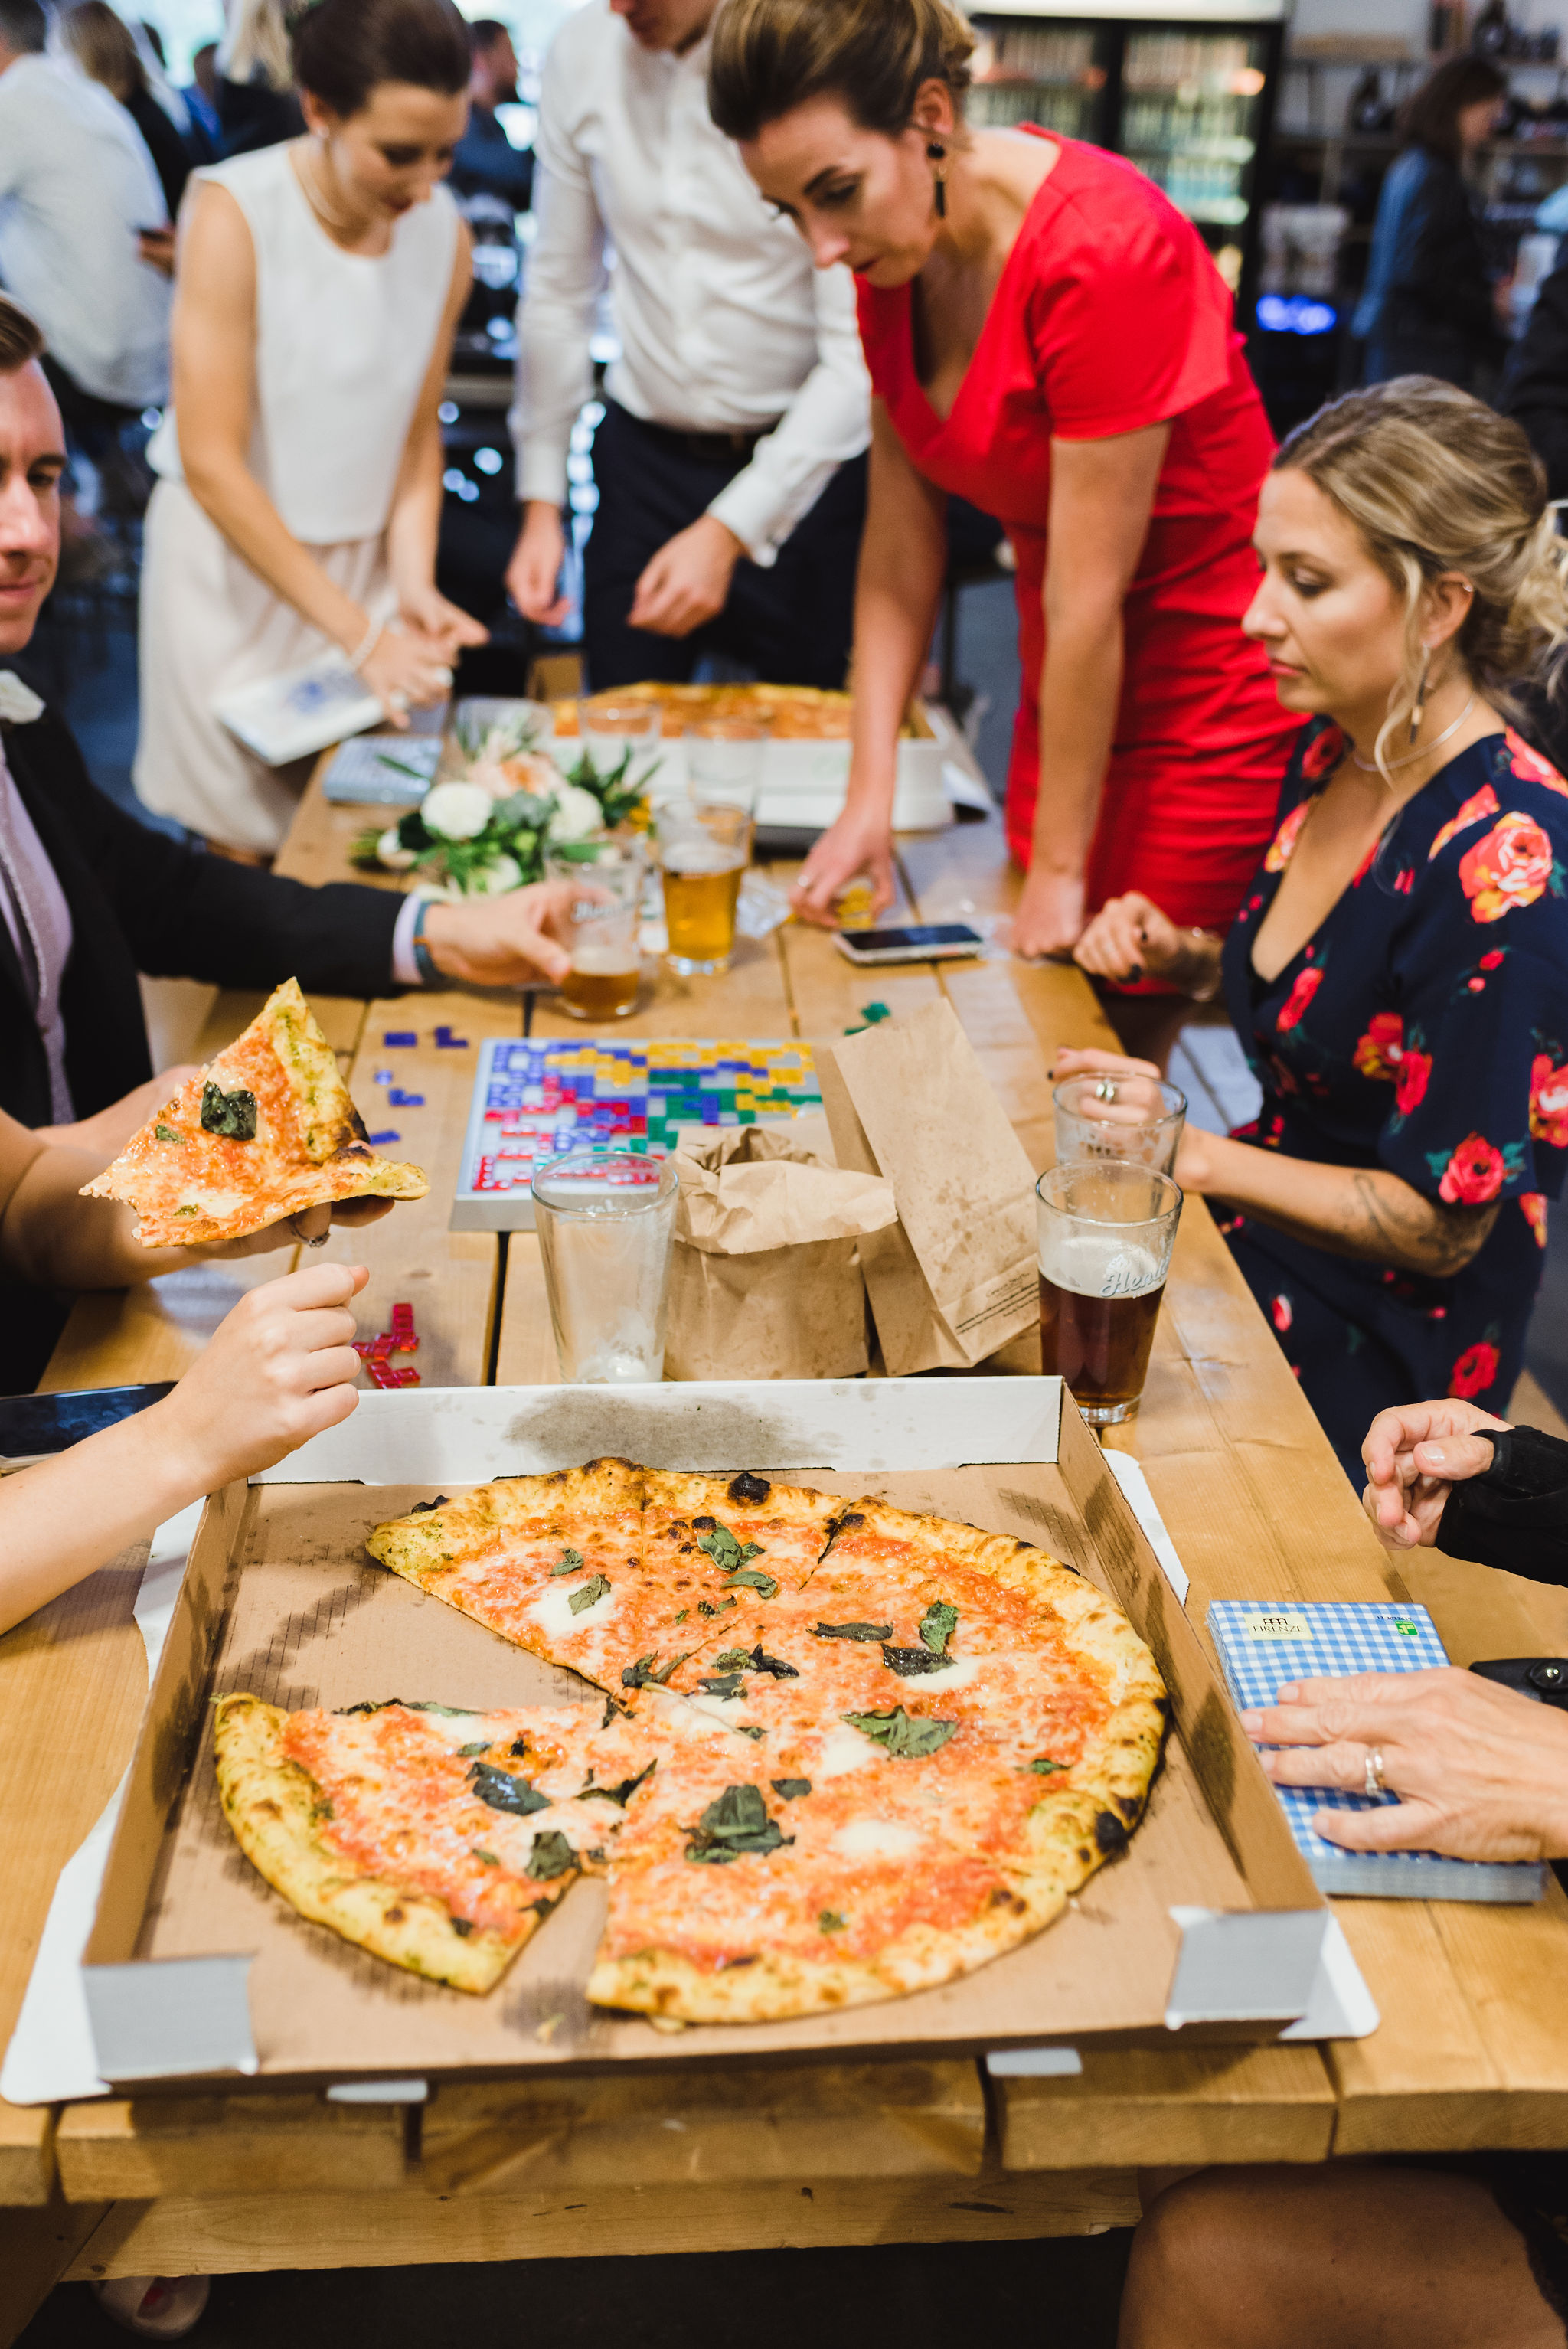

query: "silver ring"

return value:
[1364, 1747, 1387, 1799]
[1095, 1077, 1117, 1103]
[387, 689, 410, 714]
[289, 1214, 329, 1250]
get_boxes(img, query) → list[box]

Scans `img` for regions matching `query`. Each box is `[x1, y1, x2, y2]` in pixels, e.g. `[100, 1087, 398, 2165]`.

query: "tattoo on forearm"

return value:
[1345, 1174, 1498, 1276]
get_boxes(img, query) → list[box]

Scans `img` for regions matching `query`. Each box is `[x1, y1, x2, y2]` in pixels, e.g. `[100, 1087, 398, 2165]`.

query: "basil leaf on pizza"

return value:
[526, 1831, 576, 1882]
[843, 1707, 958, 1759]
[880, 1645, 948, 1677]
[813, 1622, 892, 1642]
[468, 1762, 552, 1817]
[919, 1601, 959, 1657]
[568, 1574, 611, 1615]
[684, 1785, 793, 1865]
[201, 1080, 257, 1140]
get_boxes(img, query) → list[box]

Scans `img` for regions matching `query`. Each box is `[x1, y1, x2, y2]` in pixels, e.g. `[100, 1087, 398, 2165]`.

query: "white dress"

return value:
[136, 143, 459, 853]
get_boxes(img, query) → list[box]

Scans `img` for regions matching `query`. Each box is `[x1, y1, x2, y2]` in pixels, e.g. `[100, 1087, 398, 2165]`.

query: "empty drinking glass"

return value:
[1052, 1074, 1186, 1176]
[531, 1149, 678, 1383]
[579, 695, 660, 780]
[683, 715, 766, 812]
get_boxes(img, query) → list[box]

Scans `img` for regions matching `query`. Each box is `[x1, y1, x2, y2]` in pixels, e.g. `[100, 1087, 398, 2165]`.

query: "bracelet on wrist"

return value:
[410, 895, 441, 987]
[347, 615, 384, 672]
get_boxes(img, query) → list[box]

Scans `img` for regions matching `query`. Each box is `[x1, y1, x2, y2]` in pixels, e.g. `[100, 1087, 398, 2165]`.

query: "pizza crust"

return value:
[213, 1693, 536, 1995]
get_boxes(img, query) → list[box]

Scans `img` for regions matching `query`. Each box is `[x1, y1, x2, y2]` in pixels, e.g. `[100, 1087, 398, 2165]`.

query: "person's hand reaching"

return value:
[420, 881, 578, 987]
[1011, 866, 1087, 962]
[358, 625, 456, 727]
[152, 1262, 370, 1491]
[506, 502, 572, 628]
[627, 515, 743, 639]
[790, 802, 897, 929]
[398, 583, 488, 667]
[1361, 1398, 1512, 1551]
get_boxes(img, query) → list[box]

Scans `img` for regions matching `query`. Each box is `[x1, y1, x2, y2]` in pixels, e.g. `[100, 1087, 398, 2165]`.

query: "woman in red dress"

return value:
[710, 0, 1300, 1043]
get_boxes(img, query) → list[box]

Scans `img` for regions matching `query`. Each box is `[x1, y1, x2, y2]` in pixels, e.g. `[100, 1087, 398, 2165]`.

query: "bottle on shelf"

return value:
[1472, 0, 1512, 57]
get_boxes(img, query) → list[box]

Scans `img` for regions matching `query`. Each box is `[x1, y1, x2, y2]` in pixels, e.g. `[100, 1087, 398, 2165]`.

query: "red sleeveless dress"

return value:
[857, 134, 1300, 934]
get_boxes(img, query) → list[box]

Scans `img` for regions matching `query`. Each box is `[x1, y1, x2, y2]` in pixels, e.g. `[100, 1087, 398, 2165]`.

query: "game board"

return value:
[449, 1038, 823, 1230]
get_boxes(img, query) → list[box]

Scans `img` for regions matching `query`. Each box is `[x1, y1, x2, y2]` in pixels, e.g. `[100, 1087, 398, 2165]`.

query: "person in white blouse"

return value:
[505, 0, 871, 691]
[134, 0, 488, 860]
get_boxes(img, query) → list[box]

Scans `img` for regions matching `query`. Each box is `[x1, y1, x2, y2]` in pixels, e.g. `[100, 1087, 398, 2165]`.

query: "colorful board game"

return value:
[449, 1037, 823, 1230]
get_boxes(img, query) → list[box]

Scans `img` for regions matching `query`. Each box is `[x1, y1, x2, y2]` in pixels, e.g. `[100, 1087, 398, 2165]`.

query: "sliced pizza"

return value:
[81, 978, 427, 1246]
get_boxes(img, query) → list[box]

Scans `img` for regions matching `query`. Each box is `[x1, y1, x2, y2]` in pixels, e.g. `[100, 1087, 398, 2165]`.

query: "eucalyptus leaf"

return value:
[568, 1573, 611, 1615]
[919, 1601, 959, 1657]
[842, 1707, 957, 1759]
[200, 1081, 257, 1141]
[812, 1622, 892, 1643]
[526, 1830, 576, 1882]
[467, 1761, 552, 1817]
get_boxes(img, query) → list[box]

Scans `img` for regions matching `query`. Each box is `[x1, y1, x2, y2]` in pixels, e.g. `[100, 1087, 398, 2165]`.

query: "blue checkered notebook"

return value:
[1208, 1600, 1544, 1903]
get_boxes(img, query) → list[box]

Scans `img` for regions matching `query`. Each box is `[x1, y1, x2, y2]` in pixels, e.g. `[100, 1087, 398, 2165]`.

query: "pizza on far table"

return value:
[216, 1461, 1168, 2024]
[81, 977, 427, 1246]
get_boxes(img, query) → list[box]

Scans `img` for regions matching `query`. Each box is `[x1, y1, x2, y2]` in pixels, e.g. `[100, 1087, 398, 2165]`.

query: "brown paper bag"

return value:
[665, 1127, 897, 1381]
[815, 999, 1038, 1376]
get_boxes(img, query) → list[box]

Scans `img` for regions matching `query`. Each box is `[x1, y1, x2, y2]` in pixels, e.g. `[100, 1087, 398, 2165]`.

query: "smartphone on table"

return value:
[831, 923, 985, 967]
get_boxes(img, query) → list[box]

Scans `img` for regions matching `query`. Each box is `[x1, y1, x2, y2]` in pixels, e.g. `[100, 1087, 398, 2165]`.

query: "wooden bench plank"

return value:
[62, 2167, 1143, 2279]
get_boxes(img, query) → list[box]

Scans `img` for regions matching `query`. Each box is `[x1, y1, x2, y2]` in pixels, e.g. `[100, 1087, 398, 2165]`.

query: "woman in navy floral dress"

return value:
[1063, 378, 1568, 1481]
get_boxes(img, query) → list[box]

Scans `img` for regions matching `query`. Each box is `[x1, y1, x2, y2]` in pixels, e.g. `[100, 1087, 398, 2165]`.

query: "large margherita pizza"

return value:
[82, 979, 427, 1246]
[216, 1462, 1166, 2023]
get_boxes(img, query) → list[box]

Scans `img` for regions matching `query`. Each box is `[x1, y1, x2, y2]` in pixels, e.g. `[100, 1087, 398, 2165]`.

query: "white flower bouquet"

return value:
[351, 707, 652, 896]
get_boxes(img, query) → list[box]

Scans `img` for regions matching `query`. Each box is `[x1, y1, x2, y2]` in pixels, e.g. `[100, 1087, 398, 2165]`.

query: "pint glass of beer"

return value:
[545, 836, 645, 1021]
[1035, 1161, 1182, 1424]
[655, 798, 753, 976]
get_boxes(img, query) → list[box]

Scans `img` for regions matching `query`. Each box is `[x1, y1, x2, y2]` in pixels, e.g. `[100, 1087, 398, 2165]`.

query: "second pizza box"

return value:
[80, 1379, 1367, 2093]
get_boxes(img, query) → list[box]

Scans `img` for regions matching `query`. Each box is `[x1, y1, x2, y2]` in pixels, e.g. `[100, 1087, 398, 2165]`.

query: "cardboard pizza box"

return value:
[80, 1379, 1371, 2095]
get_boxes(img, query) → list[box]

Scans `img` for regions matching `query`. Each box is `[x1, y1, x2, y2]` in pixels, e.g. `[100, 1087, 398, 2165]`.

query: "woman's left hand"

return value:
[397, 586, 489, 665]
[1242, 1666, 1568, 1862]
[1050, 1049, 1223, 1191]
[1012, 867, 1086, 961]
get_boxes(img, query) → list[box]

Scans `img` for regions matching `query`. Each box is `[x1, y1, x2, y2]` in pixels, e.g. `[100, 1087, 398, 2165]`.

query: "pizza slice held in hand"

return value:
[81, 978, 427, 1246]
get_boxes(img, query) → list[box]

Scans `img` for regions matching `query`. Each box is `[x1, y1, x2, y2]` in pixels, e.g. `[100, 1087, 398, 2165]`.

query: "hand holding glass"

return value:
[1052, 1074, 1186, 1175]
[545, 836, 644, 1021]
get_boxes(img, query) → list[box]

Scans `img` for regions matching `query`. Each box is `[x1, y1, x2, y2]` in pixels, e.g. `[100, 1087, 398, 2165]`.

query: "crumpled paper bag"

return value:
[815, 998, 1039, 1376]
[665, 1126, 897, 1380]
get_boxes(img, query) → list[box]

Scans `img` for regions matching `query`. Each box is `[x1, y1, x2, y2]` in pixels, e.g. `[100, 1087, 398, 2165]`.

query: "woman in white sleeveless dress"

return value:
[136, 0, 485, 857]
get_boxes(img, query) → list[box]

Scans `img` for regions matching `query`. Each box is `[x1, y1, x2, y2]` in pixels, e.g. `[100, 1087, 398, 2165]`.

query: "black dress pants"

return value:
[582, 399, 866, 692]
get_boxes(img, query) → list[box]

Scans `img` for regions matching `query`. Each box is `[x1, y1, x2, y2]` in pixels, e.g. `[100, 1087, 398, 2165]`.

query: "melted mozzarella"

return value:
[834, 1818, 922, 1861]
[181, 1187, 249, 1218]
[643, 1691, 733, 1743]
[919, 1654, 985, 1691]
[525, 1580, 619, 1639]
[812, 1723, 879, 1781]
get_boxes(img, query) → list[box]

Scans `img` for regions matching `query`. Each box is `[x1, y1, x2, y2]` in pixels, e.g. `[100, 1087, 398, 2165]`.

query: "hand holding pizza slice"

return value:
[80, 978, 427, 1246]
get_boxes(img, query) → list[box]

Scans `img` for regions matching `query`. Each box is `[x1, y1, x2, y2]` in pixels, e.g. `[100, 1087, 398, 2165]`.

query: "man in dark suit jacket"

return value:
[0, 294, 572, 1142]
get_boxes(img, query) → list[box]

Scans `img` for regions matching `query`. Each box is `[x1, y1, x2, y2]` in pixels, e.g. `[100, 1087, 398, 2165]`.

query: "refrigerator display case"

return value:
[968, 1, 1285, 306]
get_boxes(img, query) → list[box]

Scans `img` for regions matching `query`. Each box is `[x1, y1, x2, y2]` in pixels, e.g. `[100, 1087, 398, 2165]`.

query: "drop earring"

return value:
[927, 140, 948, 218]
[1408, 645, 1432, 746]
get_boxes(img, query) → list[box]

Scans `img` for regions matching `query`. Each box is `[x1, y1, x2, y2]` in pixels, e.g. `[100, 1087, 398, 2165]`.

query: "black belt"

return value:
[618, 404, 785, 468]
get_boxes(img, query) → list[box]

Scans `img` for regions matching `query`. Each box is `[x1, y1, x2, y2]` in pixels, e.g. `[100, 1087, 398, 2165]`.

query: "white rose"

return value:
[421, 780, 495, 841]
[546, 781, 605, 845]
[376, 827, 417, 870]
[475, 852, 524, 895]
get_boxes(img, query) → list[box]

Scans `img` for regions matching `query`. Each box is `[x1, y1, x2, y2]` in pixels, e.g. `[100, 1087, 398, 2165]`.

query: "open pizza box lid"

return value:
[80, 1378, 1375, 2094]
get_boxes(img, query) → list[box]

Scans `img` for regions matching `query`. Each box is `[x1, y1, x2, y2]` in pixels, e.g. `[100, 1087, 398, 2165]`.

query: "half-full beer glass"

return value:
[1035, 1161, 1182, 1424]
[655, 797, 753, 975]
[546, 836, 645, 1021]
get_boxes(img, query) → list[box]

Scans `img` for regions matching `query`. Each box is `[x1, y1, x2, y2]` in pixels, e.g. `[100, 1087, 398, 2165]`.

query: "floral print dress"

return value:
[1218, 717, 1568, 1482]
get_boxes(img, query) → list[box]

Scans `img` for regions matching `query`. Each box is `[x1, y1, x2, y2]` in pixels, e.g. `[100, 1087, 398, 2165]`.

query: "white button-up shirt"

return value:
[0, 54, 172, 410]
[511, 1, 870, 567]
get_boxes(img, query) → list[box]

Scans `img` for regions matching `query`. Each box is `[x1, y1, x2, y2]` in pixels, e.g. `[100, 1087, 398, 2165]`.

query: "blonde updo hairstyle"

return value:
[1276, 377, 1568, 778]
[708, 0, 975, 145]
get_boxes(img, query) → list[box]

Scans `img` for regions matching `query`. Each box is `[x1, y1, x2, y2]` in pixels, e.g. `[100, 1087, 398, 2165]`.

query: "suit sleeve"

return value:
[62, 725, 405, 994]
[1438, 1425, 1568, 1584]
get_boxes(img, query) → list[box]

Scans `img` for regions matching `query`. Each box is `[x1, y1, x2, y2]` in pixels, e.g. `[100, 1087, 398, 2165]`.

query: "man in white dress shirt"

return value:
[505, 0, 870, 690]
[0, 0, 172, 436]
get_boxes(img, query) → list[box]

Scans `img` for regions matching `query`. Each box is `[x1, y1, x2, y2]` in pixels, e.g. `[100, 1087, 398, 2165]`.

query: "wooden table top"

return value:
[6, 750, 1568, 2319]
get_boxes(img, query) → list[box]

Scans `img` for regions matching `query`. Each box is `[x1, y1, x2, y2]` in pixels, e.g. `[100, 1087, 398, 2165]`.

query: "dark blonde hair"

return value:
[1277, 377, 1568, 774]
[708, 0, 975, 142]
[60, 0, 146, 102]
[0, 294, 45, 374]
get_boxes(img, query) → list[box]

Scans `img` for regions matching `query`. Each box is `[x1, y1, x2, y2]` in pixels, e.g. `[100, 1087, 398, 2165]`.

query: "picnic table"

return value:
[6, 750, 1568, 2340]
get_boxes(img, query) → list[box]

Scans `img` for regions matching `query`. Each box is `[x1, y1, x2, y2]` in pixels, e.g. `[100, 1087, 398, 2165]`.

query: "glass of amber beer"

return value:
[655, 796, 753, 976]
[545, 836, 645, 1021]
[1035, 1161, 1182, 1424]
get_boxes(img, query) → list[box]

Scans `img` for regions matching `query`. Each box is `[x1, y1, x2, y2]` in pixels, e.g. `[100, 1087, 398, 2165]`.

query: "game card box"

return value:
[449, 1037, 825, 1230]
